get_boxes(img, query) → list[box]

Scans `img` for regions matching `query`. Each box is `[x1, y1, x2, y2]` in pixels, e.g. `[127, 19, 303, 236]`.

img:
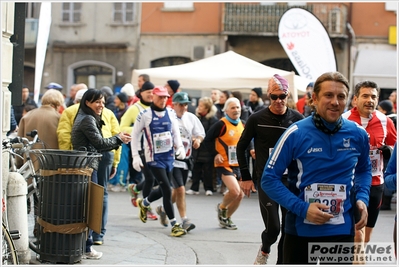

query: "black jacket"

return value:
[192, 105, 219, 163]
[237, 107, 304, 182]
[71, 109, 122, 169]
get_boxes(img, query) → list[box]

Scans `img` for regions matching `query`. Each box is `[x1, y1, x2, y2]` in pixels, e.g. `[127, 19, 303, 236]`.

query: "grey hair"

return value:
[222, 97, 240, 112]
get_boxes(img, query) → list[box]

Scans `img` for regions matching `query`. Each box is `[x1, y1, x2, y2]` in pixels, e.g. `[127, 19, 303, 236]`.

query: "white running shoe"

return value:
[186, 189, 200, 195]
[84, 247, 103, 260]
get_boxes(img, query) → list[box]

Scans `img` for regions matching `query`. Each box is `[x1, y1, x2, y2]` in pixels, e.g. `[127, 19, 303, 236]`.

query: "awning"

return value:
[352, 49, 397, 89]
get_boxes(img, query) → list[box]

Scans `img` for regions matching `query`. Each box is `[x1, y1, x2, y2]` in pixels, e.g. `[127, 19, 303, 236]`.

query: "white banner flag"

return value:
[278, 8, 337, 81]
[34, 2, 52, 104]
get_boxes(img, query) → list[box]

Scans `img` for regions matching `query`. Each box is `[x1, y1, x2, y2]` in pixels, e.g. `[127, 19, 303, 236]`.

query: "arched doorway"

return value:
[67, 60, 116, 92]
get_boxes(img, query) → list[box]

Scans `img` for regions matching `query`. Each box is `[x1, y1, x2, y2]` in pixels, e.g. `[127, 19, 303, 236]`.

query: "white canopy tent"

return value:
[131, 51, 312, 102]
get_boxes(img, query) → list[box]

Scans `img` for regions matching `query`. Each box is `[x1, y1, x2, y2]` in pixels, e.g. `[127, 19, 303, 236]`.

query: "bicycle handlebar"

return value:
[2, 129, 40, 151]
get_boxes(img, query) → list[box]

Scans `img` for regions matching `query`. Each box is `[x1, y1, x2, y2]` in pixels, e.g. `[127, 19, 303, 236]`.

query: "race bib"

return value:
[304, 183, 346, 225]
[153, 131, 172, 154]
[228, 146, 238, 165]
[369, 149, 382, 177]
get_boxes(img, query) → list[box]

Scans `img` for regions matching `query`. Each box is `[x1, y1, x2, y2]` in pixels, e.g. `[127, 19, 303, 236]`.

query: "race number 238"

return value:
[309, 198, 343, 216]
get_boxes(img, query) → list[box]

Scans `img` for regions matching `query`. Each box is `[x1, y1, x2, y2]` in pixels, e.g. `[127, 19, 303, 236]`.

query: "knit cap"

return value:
[251, 87, 262, 98]
[167, 80, 180, 93]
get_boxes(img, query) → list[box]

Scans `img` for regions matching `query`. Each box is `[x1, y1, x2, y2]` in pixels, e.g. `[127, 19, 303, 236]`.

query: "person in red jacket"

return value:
[296, 82, 314, 115]
[165, 80, 180, 108]
[342, 80, 397, 264]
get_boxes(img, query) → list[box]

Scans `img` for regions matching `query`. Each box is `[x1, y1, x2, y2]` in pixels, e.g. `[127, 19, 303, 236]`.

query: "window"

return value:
[62, 2, 82, 23]
[151, 57, 191, 68]
[113, 3, 134, 23]
[26, 3, 40, 18]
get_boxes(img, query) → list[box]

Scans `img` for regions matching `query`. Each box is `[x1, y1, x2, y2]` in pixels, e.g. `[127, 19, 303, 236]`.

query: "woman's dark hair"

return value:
[222, 90, 232, 99]
[78, 88, 105, 127]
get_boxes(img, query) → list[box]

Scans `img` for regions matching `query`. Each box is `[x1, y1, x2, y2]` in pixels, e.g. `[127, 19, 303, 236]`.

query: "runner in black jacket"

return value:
[237, 74, 304, 264]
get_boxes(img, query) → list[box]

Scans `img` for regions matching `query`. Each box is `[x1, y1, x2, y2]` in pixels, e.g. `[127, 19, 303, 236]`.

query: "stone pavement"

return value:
[29, 196, 197, 265]
[28, 187, 397, 265]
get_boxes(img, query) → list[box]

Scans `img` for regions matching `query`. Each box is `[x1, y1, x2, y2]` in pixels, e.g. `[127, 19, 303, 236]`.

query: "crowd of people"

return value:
[8, 72, 397, 264]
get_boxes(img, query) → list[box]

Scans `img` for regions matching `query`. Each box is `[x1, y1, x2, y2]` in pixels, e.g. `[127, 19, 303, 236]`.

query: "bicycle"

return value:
[2, 197, 20, 265]
[3, 130, 44, 254]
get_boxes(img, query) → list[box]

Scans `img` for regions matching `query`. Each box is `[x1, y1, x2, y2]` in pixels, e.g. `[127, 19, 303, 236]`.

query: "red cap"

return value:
[153, 86, 170, 97]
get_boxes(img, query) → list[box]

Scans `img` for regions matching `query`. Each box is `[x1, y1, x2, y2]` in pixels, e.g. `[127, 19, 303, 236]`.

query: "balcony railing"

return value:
[25, 18, 38, 46]
[223, 3, 348, 37]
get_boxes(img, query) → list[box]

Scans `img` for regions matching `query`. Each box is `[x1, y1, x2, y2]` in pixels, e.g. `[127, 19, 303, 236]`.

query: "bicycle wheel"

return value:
[2, 223, 19, 265]
[27, 181, 40, 254]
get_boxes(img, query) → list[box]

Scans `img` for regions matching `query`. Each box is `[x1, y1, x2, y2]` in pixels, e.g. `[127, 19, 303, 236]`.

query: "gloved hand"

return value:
[175, 146, 186, 160]
[132, 155, 143, 172]
[378, 145, 393, 160]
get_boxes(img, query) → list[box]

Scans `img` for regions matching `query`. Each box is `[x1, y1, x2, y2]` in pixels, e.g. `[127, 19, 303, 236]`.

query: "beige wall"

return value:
[49, 2, 141, 44]
[40, 2, 141, 95]
[138, 35, 224, 69]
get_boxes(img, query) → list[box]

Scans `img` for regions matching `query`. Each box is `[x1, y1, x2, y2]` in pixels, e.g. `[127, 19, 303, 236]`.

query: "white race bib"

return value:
[153, 131, 173, 154]
[304, 183, 346, 225]
[369, 149, 382, 177]
[228, 146, 238, 165]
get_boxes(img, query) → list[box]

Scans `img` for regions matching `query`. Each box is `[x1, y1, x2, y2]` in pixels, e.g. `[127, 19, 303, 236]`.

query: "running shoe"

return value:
[84, 247, 103, 260]
[137, 198, 148, 223]
[216, 203, 227, 224]
[170, 223, 187, 237]
[186, 189, 200, 195]
[219, 217, 237, 230]
[254, 245, 269, 265]
[128, 184, 139, 207]
[156, 205, 168, 227]
[182, 219, 196, 232]
[147, 206, 158, 221]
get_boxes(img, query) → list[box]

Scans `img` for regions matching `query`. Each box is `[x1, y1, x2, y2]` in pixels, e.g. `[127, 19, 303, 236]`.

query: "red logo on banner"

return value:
[287, 42, 295, 50]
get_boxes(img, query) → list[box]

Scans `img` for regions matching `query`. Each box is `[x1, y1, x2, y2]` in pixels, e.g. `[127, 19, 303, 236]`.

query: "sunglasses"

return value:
[270, 94, 288, 100]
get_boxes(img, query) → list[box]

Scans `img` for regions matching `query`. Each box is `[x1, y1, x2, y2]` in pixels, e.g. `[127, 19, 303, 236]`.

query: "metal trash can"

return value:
[30, 149, 102, 264]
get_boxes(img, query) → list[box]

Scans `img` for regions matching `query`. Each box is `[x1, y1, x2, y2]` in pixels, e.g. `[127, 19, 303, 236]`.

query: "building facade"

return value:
[23, 2, 397, 98]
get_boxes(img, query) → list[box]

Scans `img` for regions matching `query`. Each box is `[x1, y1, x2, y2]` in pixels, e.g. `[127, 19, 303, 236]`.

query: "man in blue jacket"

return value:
[261, 72, 372, 264]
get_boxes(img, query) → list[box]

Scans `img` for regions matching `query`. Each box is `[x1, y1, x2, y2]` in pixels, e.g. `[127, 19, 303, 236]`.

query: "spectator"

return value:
[215, 90, 231, 119]
[186, 97, 219, 195]
[7, 106, 18, 137]
[296, 82, 314, 115]
[232, 91, 249, 123]
[378, 99, 397, 128]
[18, 89, 64, 149]
[113, 92, 129, 123]
[71, 89, 130, 258]
[45, 82, 65, 114]
[165, 80, 180, 108]
[100, 86, 116, 111]
[247, 87, 264, 115]
[389, 90, 397, 113]
[119, 83, 134, 107]
[211, 89, 221, 104]
[14, 85, 38, 124]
